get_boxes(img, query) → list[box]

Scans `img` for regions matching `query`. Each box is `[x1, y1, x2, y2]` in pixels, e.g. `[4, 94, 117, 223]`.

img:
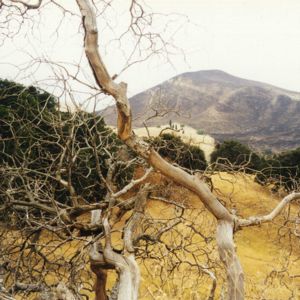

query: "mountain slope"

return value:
[100, 70, 300, 151]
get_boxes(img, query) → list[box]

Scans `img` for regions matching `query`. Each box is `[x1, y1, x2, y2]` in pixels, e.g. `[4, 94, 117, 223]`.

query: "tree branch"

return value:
[76, 0, 233, 223]
[10, 0, 42, 9]
[237, 192, 300, 227]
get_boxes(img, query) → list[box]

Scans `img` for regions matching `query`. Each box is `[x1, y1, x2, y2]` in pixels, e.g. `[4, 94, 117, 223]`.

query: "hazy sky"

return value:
[147, 0, 300, 92]
[1, 0, 300, 109]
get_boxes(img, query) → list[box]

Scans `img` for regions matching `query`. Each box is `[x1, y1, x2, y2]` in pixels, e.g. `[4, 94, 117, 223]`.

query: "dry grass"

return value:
[137, 172, 300, 299]
[212, 173, 300, 299]
[5, 172, 300, 299]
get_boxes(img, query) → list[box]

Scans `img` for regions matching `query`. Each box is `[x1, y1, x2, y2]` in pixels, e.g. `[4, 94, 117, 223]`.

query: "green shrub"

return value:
[256, 148, 300, 191]
[0, 79, 136, 210]
[210, 140, 266, 172]
[151, 133, 207, 171]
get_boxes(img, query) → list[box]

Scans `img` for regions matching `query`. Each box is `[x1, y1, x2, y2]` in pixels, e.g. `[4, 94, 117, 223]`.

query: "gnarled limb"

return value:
[89, 210, 113, 300]
[10, 0, 42, 9]
[90, 246, 110, 300]
[76, 1, 240, 299]
[76, 0, 233, 222]
[216, 220, 244, 300]
[237, 192, 300, 227]
[76, 1, 300, 299]
[101, 187, 149, 300]
[102, 217, 136, 300]
[122, 186, 149, 300]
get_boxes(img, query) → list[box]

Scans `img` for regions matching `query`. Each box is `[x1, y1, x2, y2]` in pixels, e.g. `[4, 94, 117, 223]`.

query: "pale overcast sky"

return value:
[1, 0, 300, 110]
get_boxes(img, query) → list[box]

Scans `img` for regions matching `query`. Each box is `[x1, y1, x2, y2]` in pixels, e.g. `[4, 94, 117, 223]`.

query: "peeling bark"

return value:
[216, 221, 244, 300]
[102, 218, 137, 300]
[101, 188, 149, 300]
[89, 210, 112, 300]
[88, 187, 148, 300]
[90, 242, 112, 300]
[90, 263, 108, 300]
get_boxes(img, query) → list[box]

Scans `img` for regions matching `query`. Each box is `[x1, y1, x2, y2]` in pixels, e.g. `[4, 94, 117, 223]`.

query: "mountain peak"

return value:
[101, 70, 300, 151]
[176, 70, 260, 86]
[182, 69, 230, 77]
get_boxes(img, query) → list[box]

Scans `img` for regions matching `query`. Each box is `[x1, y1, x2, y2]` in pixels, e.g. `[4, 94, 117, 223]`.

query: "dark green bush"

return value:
[210, 140, 266, 172]
[256, 148, 300, 191]
[151, 133, 207, 171]
[211, 140, 300, 191]
[0, 79, 135, 210]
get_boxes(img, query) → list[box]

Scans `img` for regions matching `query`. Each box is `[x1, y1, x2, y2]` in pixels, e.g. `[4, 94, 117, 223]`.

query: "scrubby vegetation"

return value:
[256, 148, 300, 191]
[0, 81, 299, 297]
[150, 133, 207, 171]
[0, 79, 136, 211]
[211, 139, 300, 191]
[0, 81, 300, 297]
[210, 140, 266, 172]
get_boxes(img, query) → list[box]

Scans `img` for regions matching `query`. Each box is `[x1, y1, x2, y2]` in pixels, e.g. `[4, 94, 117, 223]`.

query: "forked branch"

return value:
[238, 192, 300, 227]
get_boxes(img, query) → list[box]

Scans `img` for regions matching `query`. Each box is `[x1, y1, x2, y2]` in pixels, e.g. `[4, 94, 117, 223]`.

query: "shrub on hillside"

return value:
[0, 79, 136, 211]
[256, 148, 300, 191]
[210, 140, 266, 172]
[151, 133, 207, 171]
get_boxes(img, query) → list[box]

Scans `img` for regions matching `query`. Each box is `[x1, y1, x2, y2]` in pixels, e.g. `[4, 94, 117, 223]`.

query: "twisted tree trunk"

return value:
[76, 0, 244, 298]
[90, 263, 108, 300]
[76, 0, 298, 298]
[216, 221, 244, 300]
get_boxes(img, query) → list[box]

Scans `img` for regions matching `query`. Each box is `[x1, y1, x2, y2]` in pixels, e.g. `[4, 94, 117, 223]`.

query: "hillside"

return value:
[132, 123, 215, 162]
[100, 70, 300, 151]
[12, 172, 299, 300]
[138, 172, 300, 299]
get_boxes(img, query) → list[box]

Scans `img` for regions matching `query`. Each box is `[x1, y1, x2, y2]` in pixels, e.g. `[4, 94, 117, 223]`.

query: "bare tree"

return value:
[0, 1, 300, 300]
[0, 80, 202, 299]
[75, 1, 300, 299]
